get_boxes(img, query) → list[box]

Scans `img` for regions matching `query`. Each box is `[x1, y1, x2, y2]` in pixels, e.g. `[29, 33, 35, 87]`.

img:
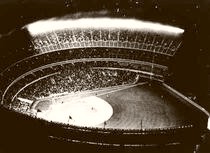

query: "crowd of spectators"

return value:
[32, 29, 181, 56]
[1, 38, 171, 112]
[4, 65, 138, 112]
[1, 56, 167, 109]
[0, 46, 168, 91]
[16, 67, 137, 101]
[8, 100, 30, 114]
[0, 51, 170, 117]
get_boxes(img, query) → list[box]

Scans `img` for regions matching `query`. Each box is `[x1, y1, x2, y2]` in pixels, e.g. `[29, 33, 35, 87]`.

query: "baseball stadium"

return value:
[0, 1, 210, 153]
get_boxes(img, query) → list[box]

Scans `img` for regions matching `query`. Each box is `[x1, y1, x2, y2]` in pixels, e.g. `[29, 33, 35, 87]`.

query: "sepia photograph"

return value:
[0, 0, 209, 153]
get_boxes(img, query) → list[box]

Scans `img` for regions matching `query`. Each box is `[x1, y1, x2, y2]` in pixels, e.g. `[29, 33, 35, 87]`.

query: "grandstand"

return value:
[0, 17, 209, 153]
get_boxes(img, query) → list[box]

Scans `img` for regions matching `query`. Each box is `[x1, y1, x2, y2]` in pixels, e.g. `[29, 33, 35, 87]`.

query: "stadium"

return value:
[0, 1, 210, 153]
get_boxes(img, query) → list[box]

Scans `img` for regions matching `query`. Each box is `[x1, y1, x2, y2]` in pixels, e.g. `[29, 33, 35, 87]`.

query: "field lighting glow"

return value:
[26, 18, 184, 36]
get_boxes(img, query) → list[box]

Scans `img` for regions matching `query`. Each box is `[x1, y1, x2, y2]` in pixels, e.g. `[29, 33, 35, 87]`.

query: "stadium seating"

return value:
[0, 47, 169, 92]
[1, 52, 168, 106]
[32, 29, 181, 57]
[8, 67, 138, 105]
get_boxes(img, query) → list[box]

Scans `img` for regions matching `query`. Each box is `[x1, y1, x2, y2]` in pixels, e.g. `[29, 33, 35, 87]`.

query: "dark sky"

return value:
[0, 0, 204, 34]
